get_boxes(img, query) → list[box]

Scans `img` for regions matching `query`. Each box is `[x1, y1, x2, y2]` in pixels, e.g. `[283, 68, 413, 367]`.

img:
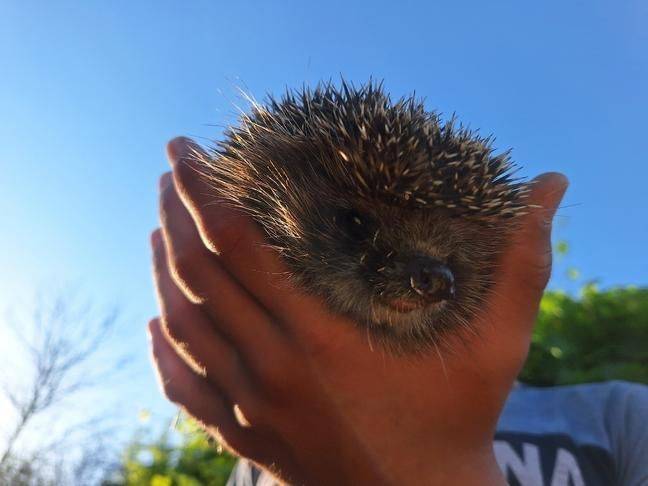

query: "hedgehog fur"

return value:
[194, 80, 530, 354]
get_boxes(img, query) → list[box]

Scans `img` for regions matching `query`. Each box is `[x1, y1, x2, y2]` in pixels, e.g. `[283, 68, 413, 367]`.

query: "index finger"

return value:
[167, 137, 324, 323]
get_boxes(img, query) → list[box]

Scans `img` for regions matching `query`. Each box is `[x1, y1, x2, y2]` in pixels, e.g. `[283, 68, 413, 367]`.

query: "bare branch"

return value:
[0, 290, 132, 485]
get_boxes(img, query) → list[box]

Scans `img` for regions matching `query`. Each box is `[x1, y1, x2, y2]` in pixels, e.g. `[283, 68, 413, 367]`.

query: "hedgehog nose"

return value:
[407, 256, 456, 302]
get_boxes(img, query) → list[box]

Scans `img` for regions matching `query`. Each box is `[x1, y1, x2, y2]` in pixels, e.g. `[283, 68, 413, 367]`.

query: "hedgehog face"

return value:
[283, 195, 505, 344]
[327, 204, 460, 310]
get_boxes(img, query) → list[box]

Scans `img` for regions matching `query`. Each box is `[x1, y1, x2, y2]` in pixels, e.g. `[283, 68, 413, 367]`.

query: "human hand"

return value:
[149, 137, 568, 485]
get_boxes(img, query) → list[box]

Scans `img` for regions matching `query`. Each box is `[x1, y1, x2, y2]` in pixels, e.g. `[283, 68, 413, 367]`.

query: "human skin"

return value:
[149, 137, 568, 485]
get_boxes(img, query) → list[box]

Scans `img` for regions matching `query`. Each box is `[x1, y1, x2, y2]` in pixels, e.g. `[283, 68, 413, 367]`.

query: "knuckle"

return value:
[218, 429, 253, 457]
[171, 248, 201, 284]
[161, 317, 185, 346]
[214, 424, 267, 462]
[531, 249, 553, 291]
[172, 250, 195, 278]
[517, 252, 552, 297]
[203, 213, 248, 256]
[234, 400, 263, 428]
[169, 252, 208, 304]
[161, 378, 183, 404]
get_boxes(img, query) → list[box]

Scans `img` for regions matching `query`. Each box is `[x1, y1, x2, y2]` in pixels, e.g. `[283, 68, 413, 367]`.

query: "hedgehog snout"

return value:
[405, 256, 456, 303]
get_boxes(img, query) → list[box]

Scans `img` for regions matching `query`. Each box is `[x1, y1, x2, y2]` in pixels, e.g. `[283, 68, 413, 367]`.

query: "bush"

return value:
[105, 419, 236, 486]
[520, 285, 648, 386]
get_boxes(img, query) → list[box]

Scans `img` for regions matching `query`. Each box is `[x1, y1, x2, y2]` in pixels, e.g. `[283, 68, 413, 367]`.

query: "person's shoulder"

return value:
[506, 380, 646, 411]
[597, 380, 648, 438]
[598, 379, 648, 406]
[599, 381, 648, 485]
[511, 379, 647, 396]
[502, 380, 647, 434]
[498, 381, 648, 486]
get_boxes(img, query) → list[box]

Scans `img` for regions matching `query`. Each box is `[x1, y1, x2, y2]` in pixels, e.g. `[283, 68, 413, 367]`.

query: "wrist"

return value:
[384, 443, 505, 486]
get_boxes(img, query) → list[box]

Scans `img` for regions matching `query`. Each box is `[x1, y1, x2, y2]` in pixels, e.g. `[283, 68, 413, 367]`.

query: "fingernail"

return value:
[147, 318, 159, 340]
[548, 175, 569, 220]
[159, 172, 173, 191]
[150, 228, 162, 247]
[538, 176, 568, 234]
[166, 137, 194, 167]
[532, 172, 569, 221]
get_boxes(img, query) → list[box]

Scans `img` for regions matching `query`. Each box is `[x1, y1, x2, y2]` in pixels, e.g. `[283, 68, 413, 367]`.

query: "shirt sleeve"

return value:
[604, 381, 648, 486]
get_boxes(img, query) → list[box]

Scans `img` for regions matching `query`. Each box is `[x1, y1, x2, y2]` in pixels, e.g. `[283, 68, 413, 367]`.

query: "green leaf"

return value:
[555, 240, 569, 257]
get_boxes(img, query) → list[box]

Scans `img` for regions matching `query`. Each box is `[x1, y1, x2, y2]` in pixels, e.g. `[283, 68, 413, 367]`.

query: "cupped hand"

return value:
[149, 137, 568, 485]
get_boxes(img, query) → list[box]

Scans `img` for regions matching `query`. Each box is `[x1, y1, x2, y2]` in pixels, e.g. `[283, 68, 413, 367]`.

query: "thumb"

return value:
[488, 172, 569, 327]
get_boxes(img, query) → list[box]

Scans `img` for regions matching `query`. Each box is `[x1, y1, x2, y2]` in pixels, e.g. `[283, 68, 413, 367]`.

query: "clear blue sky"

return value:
[1, 0, 647, 440]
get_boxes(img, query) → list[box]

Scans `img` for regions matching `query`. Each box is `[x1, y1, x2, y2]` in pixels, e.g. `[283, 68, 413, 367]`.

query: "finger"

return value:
[148, 317, 266, 458]
[150, 318, 303, 472]
[152, 228, 257, 411]
[158, 171, 287, 365]
[487, 172, 568, 330]
[167, 137, 318, 322]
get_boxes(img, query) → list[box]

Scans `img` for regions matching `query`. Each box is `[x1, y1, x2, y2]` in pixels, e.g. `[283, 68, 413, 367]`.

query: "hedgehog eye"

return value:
[334, 208, 375, 241]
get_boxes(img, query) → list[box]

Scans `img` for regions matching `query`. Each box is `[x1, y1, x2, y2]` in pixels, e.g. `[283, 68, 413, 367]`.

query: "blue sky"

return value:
[1, 0, 647, 445]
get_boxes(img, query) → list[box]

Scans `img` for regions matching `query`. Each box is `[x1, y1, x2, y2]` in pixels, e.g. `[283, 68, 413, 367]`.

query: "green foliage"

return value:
[555, 240, 570, 258]
[107, 418, 236, 486]
[520, 285, 648, 386]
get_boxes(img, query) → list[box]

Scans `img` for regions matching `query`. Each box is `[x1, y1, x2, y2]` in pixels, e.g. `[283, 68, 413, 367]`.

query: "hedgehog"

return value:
[192, 81, 530, 353]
